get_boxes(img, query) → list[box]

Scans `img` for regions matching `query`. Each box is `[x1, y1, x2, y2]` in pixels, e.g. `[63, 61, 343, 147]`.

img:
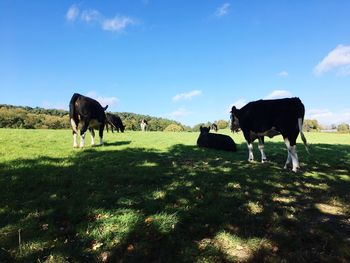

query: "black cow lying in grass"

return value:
[197, 126, 237, 152]
[105, 113, 125, 133]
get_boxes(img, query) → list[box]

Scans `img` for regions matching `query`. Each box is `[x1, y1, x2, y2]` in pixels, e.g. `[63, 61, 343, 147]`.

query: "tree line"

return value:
[1, 104, 348, 132]
[0, 104, 190, 131]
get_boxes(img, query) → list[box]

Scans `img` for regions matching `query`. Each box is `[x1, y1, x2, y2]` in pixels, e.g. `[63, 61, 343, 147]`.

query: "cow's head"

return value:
[120, 124, 125, 133]
[230, 106, 240, 132]
[200, 126, 210, 133]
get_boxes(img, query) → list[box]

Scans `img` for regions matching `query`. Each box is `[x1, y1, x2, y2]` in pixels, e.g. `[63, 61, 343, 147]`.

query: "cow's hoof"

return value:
[248, 159, 254, 162]
[73, 145, 78, 148]
[261, 159, 267, 163]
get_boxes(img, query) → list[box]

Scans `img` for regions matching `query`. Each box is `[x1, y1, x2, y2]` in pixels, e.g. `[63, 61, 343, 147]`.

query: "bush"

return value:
[337, 123, 350, 133]
[164, 124, 184, 132]
[216, 120, 229, 129]
[304, 119, 321, 132]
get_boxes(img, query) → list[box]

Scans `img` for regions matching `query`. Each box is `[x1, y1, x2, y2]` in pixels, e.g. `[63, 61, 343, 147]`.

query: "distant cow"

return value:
[69, 93, 108, 148]
[140, 119, 148, 132]
[105, 113, 125, 133]
[211, 123, 218, 132]
[197, 126, 236, 152]
[230, 97, 308, 172]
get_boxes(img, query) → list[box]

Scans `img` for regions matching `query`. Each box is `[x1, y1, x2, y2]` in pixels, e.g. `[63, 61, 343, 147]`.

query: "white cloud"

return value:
[102, 16, 135, 32]
[306, 108, 350, 125]
[277, 71, 289, 77]
[215, 3, 231, 17]
[169, 108, 192, 118]
[66, 5, 80, 22]
[172, 90, 202, 102]
[81, 9, 101, 22]
[314, 45, 350, 76]
[264, 90, 292, 100]
[86, 91, 119, 108]
[65, 5, 136, 33]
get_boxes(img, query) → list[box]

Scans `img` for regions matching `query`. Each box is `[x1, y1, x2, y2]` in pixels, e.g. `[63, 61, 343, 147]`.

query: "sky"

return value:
[1, 0, 350, 127]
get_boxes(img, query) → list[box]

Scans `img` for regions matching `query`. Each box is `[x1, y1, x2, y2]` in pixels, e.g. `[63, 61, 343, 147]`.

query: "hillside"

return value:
[0, 104, 188, 131]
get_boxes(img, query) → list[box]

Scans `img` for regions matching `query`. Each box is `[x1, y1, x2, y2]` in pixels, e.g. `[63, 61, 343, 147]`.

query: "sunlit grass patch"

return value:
[145, 212, 178, 234]
[315, 203, 345, 216]
[197, 231, 263, 262]
[245, 201, 264, 215]
[86, 209, 142, 250]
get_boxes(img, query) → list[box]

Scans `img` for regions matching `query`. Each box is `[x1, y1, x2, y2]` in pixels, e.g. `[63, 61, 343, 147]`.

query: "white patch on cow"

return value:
[99, 137, 103, 145]
[70, 118, 78, 133]
[284, 150, 292, 169]
[247, 143, 254, 162]
[284, 138, 299, 172]
[80, 132, 86, 148]
[258, 138, 267, 163]
[90, 134, 95, 145]
[73, 133, 78, 148]
[89, 129, 95, 145]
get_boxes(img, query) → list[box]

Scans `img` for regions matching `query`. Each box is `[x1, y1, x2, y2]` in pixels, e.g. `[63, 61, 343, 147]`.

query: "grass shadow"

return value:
[0, 141, 349, 262]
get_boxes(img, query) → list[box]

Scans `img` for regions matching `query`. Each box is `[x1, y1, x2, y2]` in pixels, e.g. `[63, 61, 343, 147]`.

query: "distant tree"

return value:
[164, 124, 184, 132]
[303, 119, 321, 132]
[337, 123, 350, 133]
[216, 120, 229, 129]
[192, 123, 205, 132]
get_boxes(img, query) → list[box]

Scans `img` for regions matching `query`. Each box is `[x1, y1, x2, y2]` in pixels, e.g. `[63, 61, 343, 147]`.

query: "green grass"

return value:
[0, 129, 349, 262]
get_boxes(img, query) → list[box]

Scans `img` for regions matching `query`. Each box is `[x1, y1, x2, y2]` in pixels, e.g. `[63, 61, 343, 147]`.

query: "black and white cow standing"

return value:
[140, 119, 148, 132]
[230, 97, 308, 172]
[69, 93, 108, 148]
[105, 113, 125, 133]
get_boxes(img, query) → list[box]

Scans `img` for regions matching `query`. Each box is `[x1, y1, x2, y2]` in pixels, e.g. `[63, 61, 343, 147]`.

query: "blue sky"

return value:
[1, 0, 350, 127]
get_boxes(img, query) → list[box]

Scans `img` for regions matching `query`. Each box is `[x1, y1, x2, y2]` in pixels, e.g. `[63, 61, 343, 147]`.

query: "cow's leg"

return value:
[284, 138, 299, 172]
[79, 122, 89, 148]
[98, 124, 104, 146]
[258, 137, 267, 163]
[247, 142, 254, 162]
[89, 128, 95, 146]
[70, 118, 79, 148]
[72, 131, 78, 148]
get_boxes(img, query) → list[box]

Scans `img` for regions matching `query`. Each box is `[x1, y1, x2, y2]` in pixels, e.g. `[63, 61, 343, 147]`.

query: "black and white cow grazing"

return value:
[140, 119, 148, 132]
[197, 126, 237, 152]
[69, 93, 108, 148]
[105, 113, 125, 133]
[211, 123, 218, 132]
[230, 97, 308, 172]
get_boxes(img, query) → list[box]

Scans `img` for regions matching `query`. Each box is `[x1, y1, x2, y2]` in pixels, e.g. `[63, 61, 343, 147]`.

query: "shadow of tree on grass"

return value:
[0, 141, 349, 262]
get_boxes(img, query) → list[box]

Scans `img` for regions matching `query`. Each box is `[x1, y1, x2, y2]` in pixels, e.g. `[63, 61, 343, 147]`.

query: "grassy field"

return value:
[0, 129, 349, 262]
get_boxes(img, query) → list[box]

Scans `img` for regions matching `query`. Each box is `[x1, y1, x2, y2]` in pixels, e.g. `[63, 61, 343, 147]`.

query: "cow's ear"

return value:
[231, 106, 239, 116]
[200, 126, 203, 132]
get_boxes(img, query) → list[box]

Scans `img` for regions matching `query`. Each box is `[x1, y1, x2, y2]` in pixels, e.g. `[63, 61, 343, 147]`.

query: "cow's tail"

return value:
[298, 117, 309, 154]
[69, 93, 80, 133]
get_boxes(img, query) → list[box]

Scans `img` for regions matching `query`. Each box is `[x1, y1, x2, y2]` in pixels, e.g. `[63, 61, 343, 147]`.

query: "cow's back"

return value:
[240, 98, 304, 132]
